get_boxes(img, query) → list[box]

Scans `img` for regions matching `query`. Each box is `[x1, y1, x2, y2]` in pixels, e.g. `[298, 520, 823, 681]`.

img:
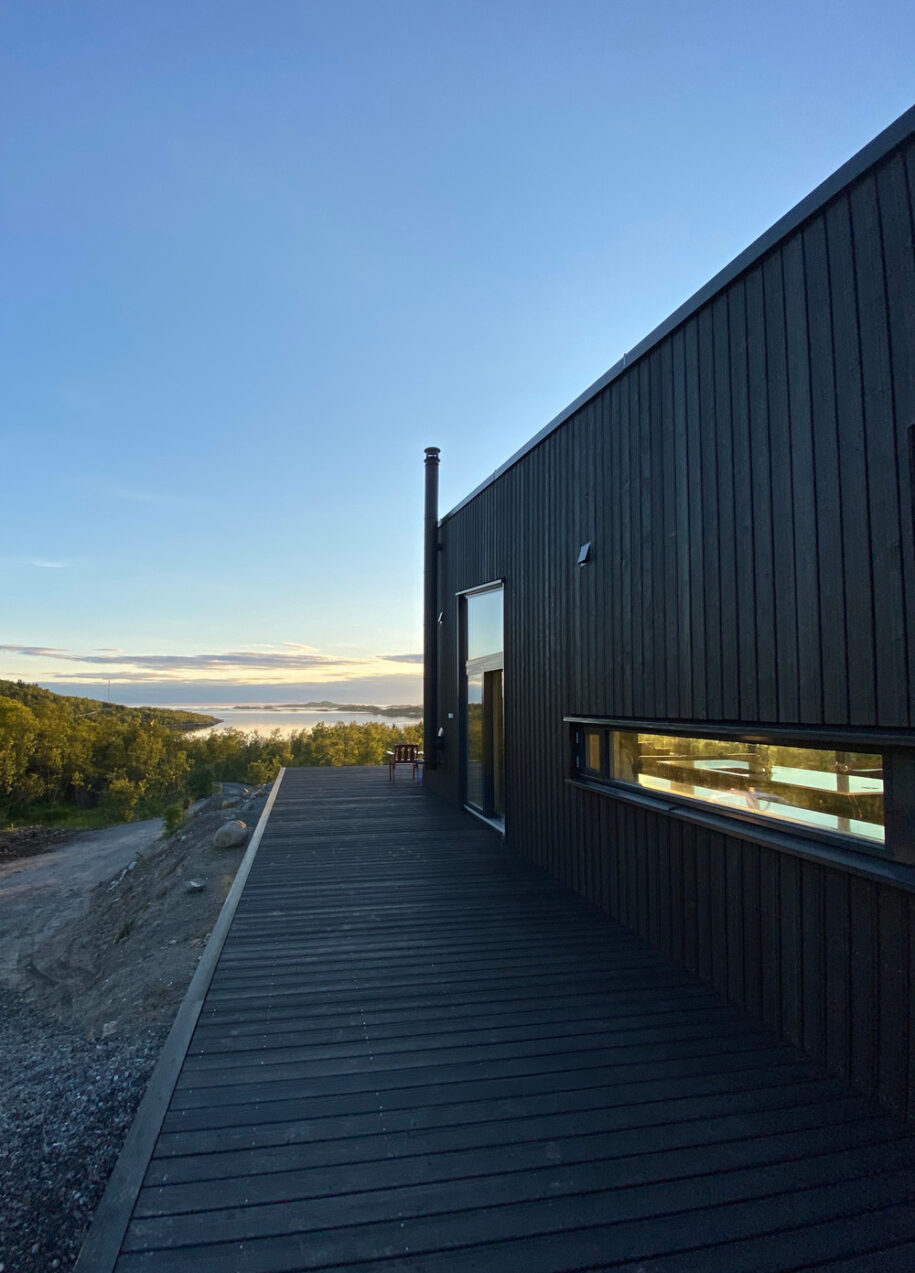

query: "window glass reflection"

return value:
[467, 588, 503, 662]
[608, 732, 884, 844]
[466, 672, 484, 811]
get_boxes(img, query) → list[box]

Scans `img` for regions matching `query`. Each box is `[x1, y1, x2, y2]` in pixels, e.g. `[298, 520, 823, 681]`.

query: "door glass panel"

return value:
[487, 668, 505, 817]
[467, 588, 503, 662]
[466, 670, 485, 811]
[464, 588, 504, 819]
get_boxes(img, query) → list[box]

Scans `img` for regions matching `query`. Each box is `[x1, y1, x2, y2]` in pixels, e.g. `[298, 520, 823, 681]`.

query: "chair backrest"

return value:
[393, 744, 418, 762]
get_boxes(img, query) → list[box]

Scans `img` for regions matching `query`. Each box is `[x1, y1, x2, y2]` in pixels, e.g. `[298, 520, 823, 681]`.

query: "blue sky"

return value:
[2, 1, 913, 704]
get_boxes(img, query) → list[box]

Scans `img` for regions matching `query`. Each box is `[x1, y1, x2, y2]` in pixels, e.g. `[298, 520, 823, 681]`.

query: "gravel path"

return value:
[0, 818, 165, 987]
[0, 991, 163, 1272]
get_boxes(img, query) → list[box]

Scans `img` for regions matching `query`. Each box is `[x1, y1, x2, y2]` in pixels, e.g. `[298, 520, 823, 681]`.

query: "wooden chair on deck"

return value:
[387, 744, 422, 782]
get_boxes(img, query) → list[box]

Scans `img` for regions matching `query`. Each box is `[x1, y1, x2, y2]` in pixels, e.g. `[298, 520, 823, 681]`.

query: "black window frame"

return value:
[576, 726, 609, 780]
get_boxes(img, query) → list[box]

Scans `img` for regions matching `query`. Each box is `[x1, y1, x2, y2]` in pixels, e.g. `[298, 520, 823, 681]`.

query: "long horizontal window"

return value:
[575, 727, 884, 847]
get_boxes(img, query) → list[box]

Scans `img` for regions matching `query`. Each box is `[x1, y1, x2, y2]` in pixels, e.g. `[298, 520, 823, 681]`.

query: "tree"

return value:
[0, 697, 39, 801]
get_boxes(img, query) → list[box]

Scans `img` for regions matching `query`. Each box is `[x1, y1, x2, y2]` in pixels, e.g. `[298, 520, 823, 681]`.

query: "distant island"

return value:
[231, 701, 423, 720]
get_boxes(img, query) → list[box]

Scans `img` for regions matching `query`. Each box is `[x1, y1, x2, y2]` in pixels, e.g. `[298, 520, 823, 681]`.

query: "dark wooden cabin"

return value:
[73, 107, 915, 1273]
[423, 105, 915, 1120]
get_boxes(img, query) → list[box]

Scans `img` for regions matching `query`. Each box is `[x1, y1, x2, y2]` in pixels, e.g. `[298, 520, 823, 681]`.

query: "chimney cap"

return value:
[424, 446, 441, 458]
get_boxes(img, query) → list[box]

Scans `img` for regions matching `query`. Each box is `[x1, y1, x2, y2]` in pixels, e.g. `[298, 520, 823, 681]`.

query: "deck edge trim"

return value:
[73, 767, 287, 1273]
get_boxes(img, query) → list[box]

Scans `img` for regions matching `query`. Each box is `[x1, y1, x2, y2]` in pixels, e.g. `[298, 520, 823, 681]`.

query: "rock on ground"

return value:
[212, 819, 248, 850]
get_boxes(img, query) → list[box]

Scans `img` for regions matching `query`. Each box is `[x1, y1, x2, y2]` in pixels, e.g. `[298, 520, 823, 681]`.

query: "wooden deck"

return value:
[85, 766, 915, 1271]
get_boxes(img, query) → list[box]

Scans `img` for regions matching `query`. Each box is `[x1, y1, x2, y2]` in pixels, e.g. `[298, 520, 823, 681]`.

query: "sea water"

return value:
[163, 704, 420, 739]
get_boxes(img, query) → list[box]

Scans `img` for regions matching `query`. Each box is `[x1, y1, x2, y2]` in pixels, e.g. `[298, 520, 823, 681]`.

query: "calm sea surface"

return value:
[163, 704, 420, 739]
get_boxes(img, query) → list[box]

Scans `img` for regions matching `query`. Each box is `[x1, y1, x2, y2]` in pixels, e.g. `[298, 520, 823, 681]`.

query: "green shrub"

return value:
[99, 776, 142, 822]
[163, 803, 185, 835]
[188, 763, 216, 799]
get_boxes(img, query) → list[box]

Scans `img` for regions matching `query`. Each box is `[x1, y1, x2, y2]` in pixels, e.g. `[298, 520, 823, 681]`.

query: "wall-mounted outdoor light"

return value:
[578, 542, 592, 566]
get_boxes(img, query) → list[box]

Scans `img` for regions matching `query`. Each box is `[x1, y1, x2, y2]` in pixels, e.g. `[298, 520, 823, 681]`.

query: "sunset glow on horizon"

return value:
[0, 642, 424, 703]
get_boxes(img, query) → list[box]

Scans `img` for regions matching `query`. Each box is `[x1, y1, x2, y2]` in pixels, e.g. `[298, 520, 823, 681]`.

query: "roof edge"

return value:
[442, 103, 915, 523]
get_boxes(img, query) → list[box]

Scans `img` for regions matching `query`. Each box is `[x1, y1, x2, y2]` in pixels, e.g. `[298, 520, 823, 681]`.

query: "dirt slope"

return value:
[0, 788, 266, 1036]
[0, 783, 269, 1273]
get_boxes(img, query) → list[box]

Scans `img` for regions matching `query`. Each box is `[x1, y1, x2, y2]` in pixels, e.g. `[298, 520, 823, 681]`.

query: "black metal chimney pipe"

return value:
[423, 446, 440, 770]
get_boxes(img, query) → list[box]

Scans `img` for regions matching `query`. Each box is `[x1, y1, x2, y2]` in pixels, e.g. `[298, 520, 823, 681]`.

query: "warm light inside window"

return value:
[583, 731, 602, 773]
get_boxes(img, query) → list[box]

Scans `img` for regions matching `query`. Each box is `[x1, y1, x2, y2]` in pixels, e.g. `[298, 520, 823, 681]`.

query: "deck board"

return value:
[107, 766, 915, 1270]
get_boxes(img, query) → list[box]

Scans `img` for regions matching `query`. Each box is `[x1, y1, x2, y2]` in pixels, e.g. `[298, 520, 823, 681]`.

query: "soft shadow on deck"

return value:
[114, 767, 915, 1270]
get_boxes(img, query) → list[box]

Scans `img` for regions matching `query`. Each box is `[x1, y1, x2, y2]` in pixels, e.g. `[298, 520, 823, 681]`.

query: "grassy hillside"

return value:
[0, 680, 218, 732]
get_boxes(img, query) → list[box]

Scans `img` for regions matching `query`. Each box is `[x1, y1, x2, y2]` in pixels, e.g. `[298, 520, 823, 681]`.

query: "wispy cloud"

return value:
[378, 653, 424, 664]
[87, 482, 214, 510]
[0, 645, 69, 657]
[0, 558, 72, 570]
[0, 644, 355, 672]
[0, 642, 401, 686]
[47, 671, 194, 684]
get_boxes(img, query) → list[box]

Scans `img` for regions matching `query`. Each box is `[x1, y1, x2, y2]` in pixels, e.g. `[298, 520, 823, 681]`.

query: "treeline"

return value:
[0, 681, 422, 828]
[191, 721, 424, 790]
[1, 681, 219, 732]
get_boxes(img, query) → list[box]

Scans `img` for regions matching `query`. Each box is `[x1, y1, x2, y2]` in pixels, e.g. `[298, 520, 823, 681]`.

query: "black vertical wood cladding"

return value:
[879, 153, 915, 700]
[427, 132, 915, 1118]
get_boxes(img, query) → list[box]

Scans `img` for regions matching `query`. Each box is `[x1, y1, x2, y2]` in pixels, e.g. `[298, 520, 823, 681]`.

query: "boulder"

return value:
[213, 820, 248, 849]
